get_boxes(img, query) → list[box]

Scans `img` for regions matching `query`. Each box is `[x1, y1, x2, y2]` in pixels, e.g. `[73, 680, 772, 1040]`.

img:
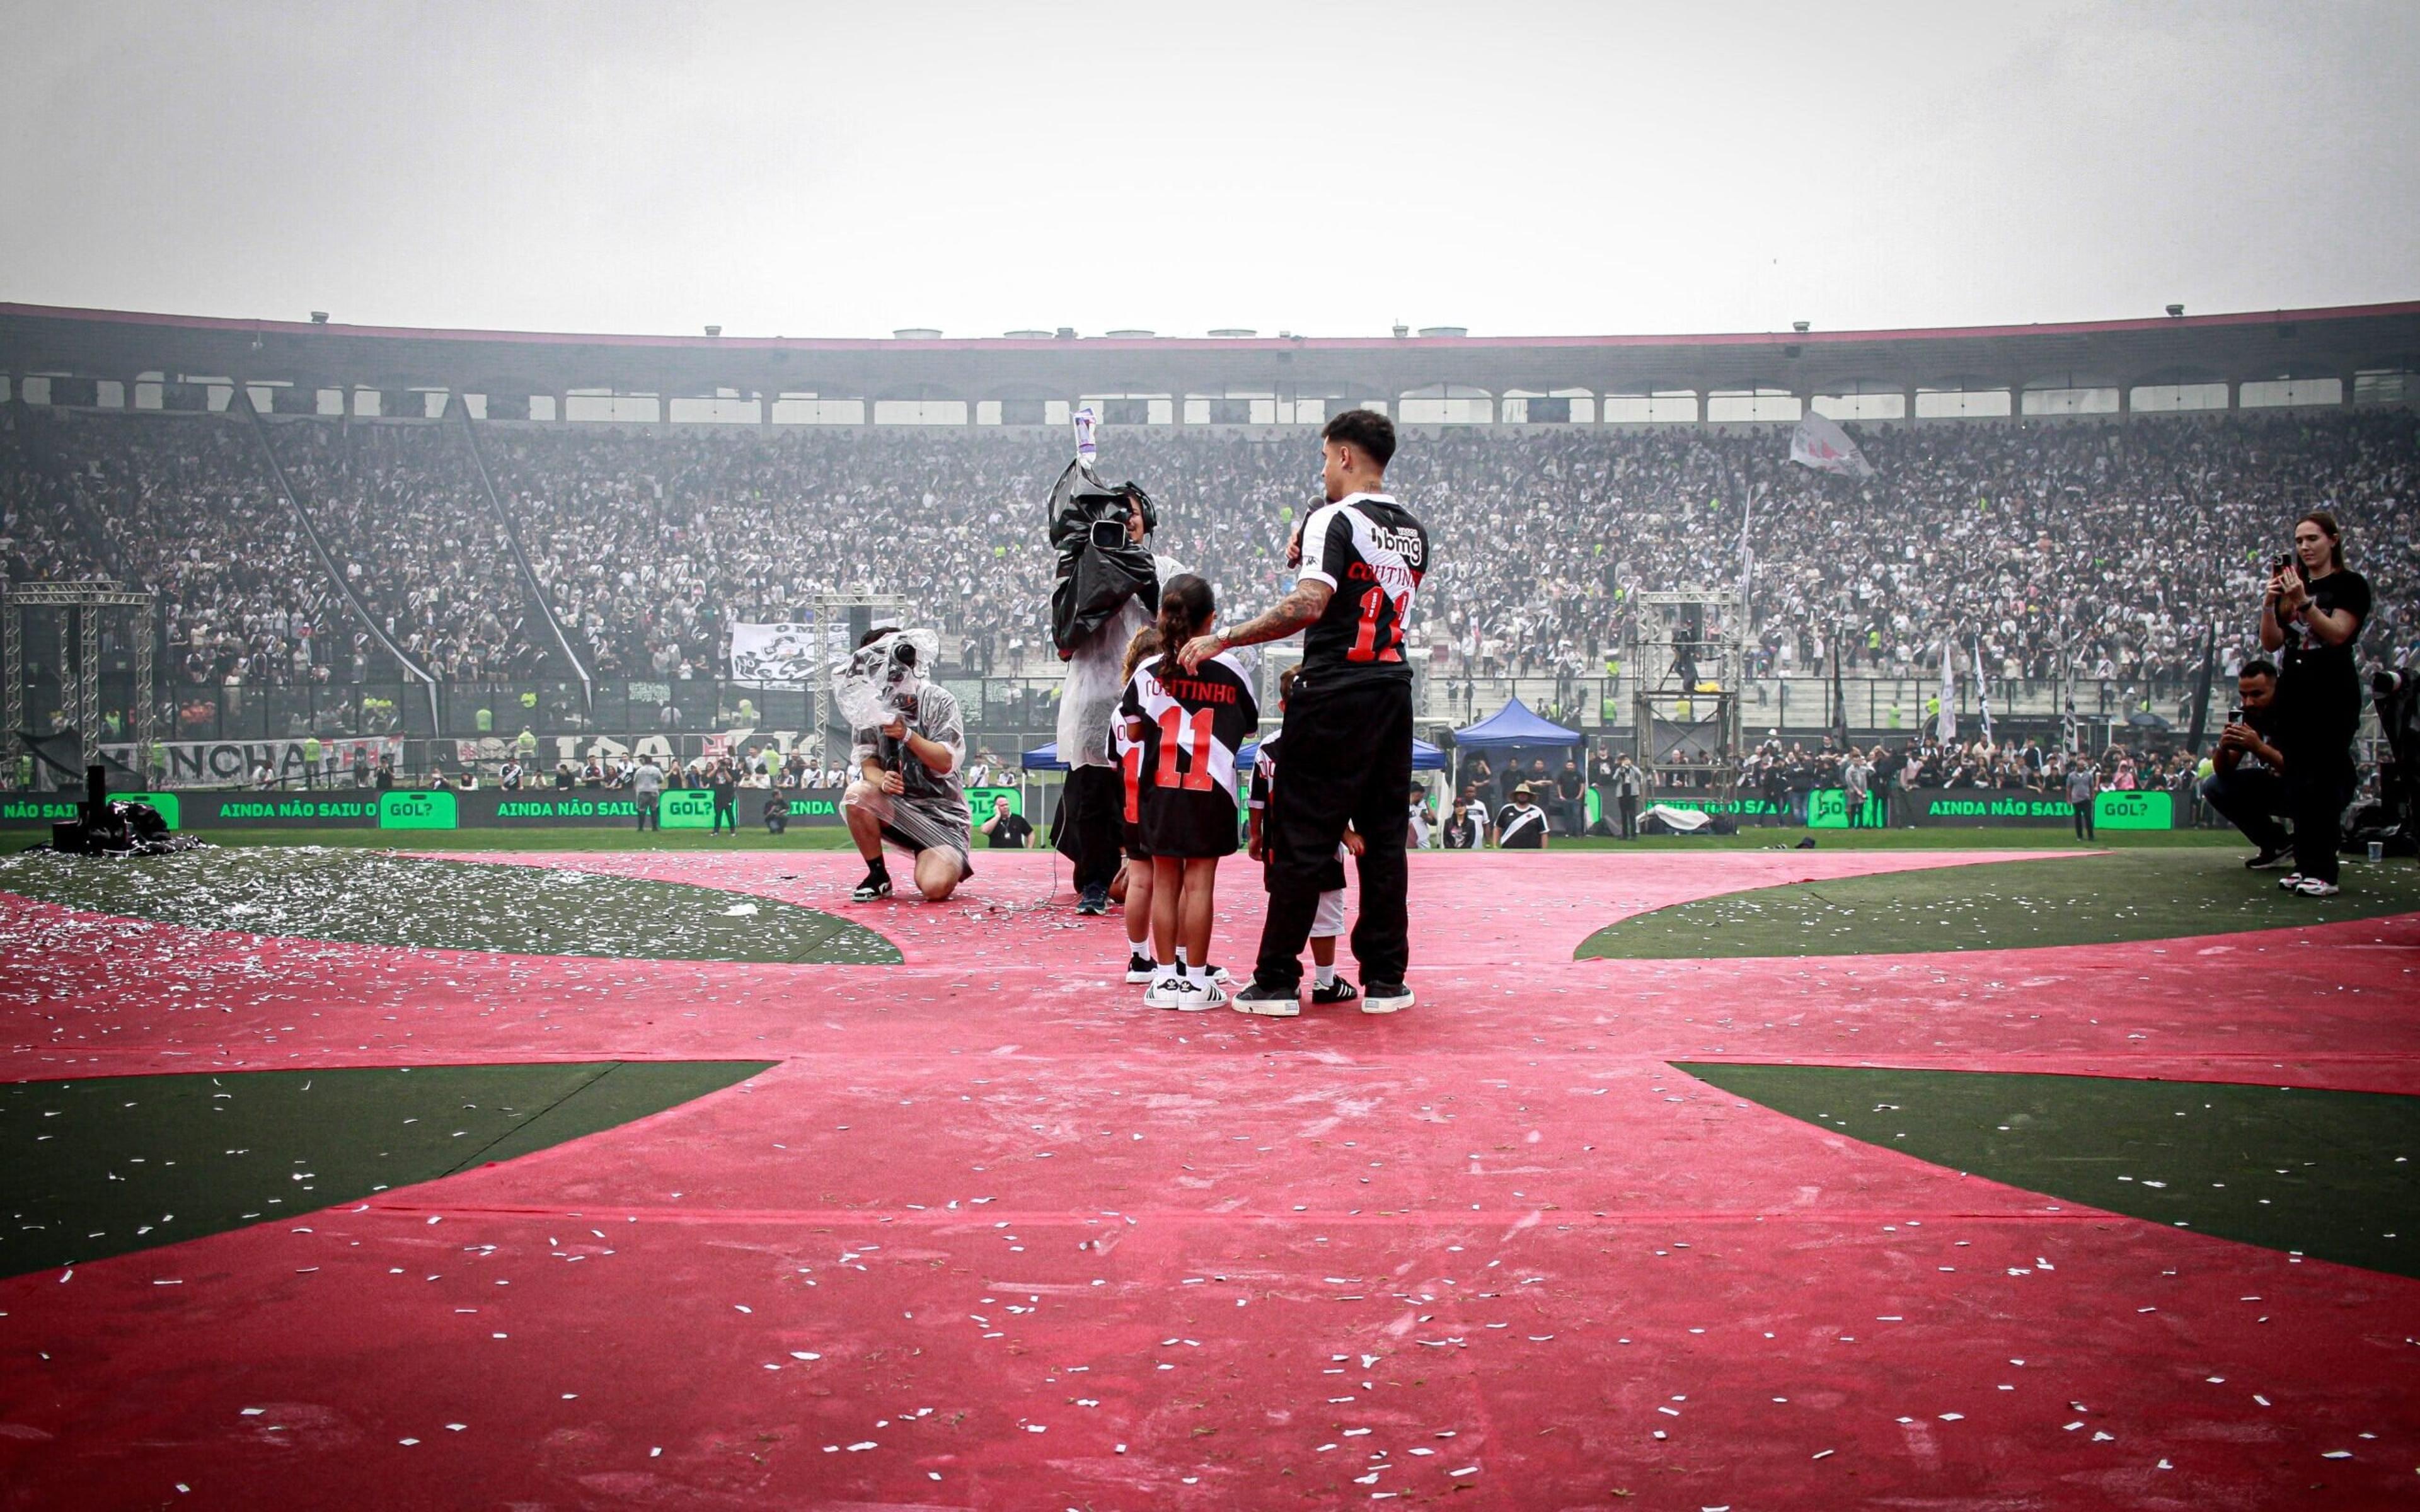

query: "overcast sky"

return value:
[3, 1, 2414, 340]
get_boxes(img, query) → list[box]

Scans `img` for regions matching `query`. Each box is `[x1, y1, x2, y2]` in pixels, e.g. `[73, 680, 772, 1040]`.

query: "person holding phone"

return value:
[2199, 660, 2291, 868]
[2259, 511, 2370, 897]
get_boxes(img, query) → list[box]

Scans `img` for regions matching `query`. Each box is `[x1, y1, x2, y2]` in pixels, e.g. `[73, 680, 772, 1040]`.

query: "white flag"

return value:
[1973, 641, 1993, 746]
[1937, 638, 1957, 744]
[1789, 413, 1877, 479]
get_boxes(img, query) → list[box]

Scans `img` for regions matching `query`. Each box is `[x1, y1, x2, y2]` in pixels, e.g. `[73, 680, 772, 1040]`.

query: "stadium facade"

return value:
[4, 299, 2417, 426]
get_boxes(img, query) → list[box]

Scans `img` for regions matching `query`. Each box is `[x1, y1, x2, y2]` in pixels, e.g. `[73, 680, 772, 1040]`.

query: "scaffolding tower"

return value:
[4, 580, 156, 777]
[1625, 588, 1744, 801]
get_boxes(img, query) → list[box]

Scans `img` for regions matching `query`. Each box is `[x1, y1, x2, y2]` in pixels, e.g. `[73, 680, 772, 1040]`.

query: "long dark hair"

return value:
[1154, 573, 1215, 655]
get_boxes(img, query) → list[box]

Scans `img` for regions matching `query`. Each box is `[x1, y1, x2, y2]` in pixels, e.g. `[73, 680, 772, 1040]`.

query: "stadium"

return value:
[6, 8, 2420, 1511]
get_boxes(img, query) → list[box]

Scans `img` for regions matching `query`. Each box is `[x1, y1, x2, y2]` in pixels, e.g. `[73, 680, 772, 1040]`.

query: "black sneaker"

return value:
[2244, 846, 2293, 871]
[1076, 883, 1110, 915]
[1231, 978, 1301, 1018]
[1360, 981, 1414, 1015]
[851, 866, 892, 902]
[1308, 976, 1359, 1006]
[1124, 953, 1155, 984]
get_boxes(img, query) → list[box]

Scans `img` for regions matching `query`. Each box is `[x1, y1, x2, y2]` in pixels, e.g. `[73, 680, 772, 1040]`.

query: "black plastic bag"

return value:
[1048, 459, 1159, 658]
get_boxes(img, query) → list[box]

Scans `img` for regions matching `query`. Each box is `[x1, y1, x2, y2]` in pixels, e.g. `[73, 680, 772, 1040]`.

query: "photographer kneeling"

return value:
[2260, 511, 2370, 898]
[2199, 660, 2290, 869]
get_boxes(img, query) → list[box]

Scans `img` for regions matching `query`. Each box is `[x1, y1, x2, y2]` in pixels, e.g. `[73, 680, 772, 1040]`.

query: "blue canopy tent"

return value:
[1450, 698, 1593, 830]
[1450, 697, 1581, 752]
[1237, 736, 1448, 772]
[1020, 741, 1068, 771]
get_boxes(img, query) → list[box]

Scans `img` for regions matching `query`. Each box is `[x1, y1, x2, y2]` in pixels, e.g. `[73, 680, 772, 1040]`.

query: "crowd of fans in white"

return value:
[4, 403, 2414, 701]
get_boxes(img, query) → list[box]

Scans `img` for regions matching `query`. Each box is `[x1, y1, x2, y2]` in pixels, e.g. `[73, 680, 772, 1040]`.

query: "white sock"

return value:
[1315, 963, 1336, 987]
[1155, 960, 1178, 983]
[1174, 948, 1191, 970]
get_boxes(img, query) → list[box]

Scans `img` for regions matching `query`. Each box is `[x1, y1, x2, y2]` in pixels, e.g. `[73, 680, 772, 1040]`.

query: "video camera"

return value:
[1048, 459, 1160, 658]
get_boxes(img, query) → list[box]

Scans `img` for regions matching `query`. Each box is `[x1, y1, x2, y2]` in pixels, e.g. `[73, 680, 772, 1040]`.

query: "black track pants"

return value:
[1060, 764, 1125, 892]
[1253, 680, 1414, 989]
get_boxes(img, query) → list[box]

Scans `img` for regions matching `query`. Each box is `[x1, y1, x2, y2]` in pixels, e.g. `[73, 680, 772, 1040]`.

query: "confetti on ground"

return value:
[1, 845, 2414, 1508]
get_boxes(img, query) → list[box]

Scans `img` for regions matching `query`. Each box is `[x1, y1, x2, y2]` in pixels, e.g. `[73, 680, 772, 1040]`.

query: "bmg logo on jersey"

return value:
[1367, 524, 1426, 566]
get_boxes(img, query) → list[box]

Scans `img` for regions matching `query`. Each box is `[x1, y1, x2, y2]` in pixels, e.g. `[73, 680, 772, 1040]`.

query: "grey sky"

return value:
[3, 1, 2413, 339]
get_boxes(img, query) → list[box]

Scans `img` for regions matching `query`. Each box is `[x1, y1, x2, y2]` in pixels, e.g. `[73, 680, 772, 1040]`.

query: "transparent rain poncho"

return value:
[834, 629, 972, 857]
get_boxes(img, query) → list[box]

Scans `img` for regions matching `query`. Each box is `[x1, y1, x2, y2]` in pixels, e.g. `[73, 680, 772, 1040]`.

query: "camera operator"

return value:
[1050, 462, 1172, 915]
[2259, 511, 2370, 897]
[2199, 660, 2291, 869]
[841, 629, 973, 902]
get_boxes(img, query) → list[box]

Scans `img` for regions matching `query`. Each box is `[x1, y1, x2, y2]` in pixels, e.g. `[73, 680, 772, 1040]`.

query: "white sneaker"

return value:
[2276, 872, 2305, 891]
[2293, 876, 2342, 897]
[1124, 952, 1156, 984]
[1151, 976, 1221, 1012]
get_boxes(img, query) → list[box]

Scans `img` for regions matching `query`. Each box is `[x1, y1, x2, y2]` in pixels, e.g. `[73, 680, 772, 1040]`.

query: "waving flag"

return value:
[1789, 413, 1877, 479]
[1937, 637, 1957, 743]
[1973, 640, 1993, 746]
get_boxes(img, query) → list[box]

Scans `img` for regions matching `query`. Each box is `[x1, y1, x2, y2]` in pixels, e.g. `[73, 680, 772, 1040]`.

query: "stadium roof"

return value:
[4, 299, 2417, 406]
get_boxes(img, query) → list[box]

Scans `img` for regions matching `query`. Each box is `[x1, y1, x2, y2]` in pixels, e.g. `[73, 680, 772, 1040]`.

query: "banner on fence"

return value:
[102, 738, 402, 789]
[0, 787, 850, 831]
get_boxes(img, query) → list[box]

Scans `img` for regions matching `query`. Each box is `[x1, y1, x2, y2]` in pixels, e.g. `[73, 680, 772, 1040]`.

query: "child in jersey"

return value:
[1120, 575, 1258, 1010]
[1107, 630, 1158, 985]
[1245, 665, 1362, 1015]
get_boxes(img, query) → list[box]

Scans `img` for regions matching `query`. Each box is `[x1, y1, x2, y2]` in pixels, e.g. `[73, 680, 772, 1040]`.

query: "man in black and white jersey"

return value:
[1173, 410, 1427, 1016]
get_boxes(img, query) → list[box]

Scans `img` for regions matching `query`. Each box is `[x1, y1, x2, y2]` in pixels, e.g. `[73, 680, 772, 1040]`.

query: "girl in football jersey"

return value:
[1121, 575, 1259, 1010]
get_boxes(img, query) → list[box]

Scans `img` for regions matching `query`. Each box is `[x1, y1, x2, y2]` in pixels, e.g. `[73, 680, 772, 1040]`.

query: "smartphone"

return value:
[2227, 705, 2244, 725]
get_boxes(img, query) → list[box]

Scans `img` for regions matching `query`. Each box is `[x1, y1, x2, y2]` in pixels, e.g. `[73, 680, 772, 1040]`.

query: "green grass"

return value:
[1579, 850, 2420, 959]
[1681, 1063, 2420, 1279]
[0, 1062, 773, 1278]
[0, 847, 901, 963]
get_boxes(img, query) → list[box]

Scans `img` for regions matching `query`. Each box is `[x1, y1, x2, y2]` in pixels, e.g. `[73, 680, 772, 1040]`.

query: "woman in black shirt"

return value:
[2261, 511, 2370, 895]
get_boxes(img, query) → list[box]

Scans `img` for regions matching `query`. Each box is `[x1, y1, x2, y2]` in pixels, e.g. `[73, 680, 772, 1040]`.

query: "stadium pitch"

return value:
[3, 840, 2414, 1508]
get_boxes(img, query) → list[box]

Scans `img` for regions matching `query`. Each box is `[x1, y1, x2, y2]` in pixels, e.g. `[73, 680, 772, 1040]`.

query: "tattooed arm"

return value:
[1173, 578, 1333, 672]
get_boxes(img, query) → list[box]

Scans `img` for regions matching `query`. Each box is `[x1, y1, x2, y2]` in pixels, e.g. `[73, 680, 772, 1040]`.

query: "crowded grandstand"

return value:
[3, 301, 2416, 818]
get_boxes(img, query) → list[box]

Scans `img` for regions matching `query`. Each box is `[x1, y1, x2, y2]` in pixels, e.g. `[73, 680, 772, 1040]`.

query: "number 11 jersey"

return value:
[1121, 650, 1260, 858]
[1294, 490, 1429, 694]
